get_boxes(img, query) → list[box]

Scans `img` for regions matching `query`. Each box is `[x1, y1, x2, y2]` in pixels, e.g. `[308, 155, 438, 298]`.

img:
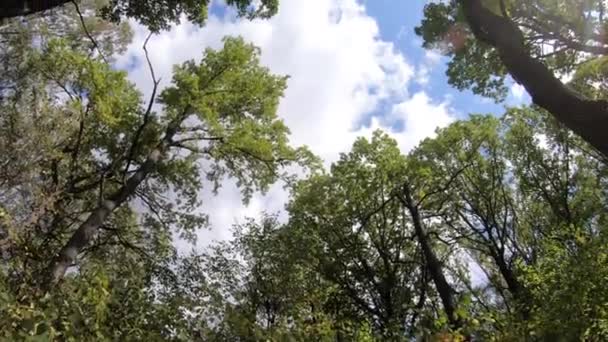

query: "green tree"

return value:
[416, 0, 608, 156]
[0, 0, 279, 32]
[287, 132, 469, 339]
[411, 107, 608, 339]
[175, 215, 344, 341]
[0, 34, 313, 339]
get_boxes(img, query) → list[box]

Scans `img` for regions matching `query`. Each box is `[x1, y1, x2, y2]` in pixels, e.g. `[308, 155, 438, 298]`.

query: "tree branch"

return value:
[45, 107, 188, 287]
[460, 0, 608, 157]
[71, 0, 108, 64]
[123, 32, 160, 180]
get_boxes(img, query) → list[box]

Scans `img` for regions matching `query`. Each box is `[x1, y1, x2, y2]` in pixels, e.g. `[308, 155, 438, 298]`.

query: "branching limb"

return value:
[71, 0, 108, 64]
[123, 32, 161, 180]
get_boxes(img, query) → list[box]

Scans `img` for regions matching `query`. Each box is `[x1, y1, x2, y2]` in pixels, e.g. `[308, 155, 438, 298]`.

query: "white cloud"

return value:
[389, 92, 455, 151]
[424, 49, 442, 65]
[115, 0, 456, 248]
[415, 49, 442, 87]
[510, 83, 526, 100]
[416, 65, 430, 86]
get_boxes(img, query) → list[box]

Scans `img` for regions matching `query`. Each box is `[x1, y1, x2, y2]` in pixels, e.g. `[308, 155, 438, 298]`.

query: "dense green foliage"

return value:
[99, 0, 279, 32]
[0, 0, 278, 32]
[1, 0, 608, 341]
[416, 0, 608, 101]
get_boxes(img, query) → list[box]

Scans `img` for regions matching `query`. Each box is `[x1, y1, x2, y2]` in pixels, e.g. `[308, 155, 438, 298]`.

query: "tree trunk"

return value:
[460, 0, 608, 157]
[400, 189, 461, 330]
[45, 120, 182, 287]
[490, 250, 530, 319]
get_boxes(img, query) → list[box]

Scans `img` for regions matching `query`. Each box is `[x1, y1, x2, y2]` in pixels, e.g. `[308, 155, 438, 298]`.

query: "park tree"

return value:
[416, 0, 608, 156]
[2, 0, 608, 340]
[410, 107, 608, 339]
[287, 132, 472, 338]
[186, 111, 608, 340]
[287, 133, 425, 338]
[0, 31, 313, 338]
[171, 215, 351, 341]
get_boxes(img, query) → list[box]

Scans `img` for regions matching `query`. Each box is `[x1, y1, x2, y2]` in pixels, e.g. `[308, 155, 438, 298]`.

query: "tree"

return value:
[175, 215, 347, 341]
[0, 0, 133, 106]
[411, 116, 529, 309]
[501, 107, 608, 338]
[42, 35, 315, 285]
[416, 0, 608, 157]
[288, 133, 421, 338]
[0, 32, 313, 335]
[0, 0, 279, 32]
[194, 108, 608, 340]
[5, 104, 606, 339]
[3, 1, 608, 338]
[410, 107, 608, 339]
[288, 132, 471, 338]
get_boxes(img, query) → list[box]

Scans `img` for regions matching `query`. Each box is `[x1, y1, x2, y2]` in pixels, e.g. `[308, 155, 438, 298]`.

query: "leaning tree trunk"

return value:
[460, 0, 608, 157]
[45, 119, 182, 287]
[400, 188, 462, 330]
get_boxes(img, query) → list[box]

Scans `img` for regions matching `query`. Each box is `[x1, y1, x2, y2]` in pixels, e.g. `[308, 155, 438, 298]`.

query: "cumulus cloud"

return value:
[391, 92, 455, 150]
[510, 83, 526, 100]
[115, 0, 456, 247]
[415, 49, 443, 87]
[356, 92, 455, 152]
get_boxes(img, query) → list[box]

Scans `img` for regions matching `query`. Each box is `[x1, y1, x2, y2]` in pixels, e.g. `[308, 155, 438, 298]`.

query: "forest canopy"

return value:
[1, 0, 608, 341]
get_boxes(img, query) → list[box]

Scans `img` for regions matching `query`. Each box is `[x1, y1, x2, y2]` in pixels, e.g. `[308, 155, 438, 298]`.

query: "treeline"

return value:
[172, 108, 607, 340]
[1, 0, 608, 341]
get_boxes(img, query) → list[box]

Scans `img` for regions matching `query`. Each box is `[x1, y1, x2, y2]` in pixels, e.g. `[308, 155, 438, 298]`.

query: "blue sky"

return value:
[364, 0, 526, 122]
[116, 0, 530, 245]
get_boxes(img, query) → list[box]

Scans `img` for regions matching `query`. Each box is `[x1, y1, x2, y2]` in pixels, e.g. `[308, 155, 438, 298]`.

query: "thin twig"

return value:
[71, 0, 108, 64]
[416, 163, 473, 207]
[123, 32, 161, 180]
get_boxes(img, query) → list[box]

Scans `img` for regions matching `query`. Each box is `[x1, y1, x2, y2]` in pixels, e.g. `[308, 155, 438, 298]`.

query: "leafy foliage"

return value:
[0, 11, 313, 338]
[416, 0, 608, 101]
[100, 0, 279, 32]
[1, 0, 608, 340]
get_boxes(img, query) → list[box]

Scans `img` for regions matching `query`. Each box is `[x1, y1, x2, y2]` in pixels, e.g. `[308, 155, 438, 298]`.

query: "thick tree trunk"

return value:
[45, 121, 182, 286]
[460, 0, 608, 157]
[0, 0, 71, 20]
[400, 189, 461, 330]
[493, 252, 523, 298]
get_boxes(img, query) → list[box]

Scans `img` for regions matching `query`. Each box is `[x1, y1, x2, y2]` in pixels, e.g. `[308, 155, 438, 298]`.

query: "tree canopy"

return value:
[1, 0, 608, 340]
[417, 0, 608, 157]
[0, 0, 279, 32]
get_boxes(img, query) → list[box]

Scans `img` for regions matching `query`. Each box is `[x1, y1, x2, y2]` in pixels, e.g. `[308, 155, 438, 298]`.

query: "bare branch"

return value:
[172, 135, 224, 144]
[170, 142, 210, 154]
[71, 0, 108, 64]
[416, 163, 473, 207]
[123, 32, 161, 180]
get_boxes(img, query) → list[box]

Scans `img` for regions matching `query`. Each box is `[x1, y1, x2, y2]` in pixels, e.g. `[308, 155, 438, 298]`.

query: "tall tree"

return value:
[412, 116, 528, 309]
[288, 132, 466, 338]
[0, 33, 313, 286]
[411, 107, 608, 339]
[417, 0, 608, 156]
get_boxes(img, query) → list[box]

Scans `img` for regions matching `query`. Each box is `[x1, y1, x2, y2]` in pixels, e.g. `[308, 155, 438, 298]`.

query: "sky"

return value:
[114, 0, 530, 249]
